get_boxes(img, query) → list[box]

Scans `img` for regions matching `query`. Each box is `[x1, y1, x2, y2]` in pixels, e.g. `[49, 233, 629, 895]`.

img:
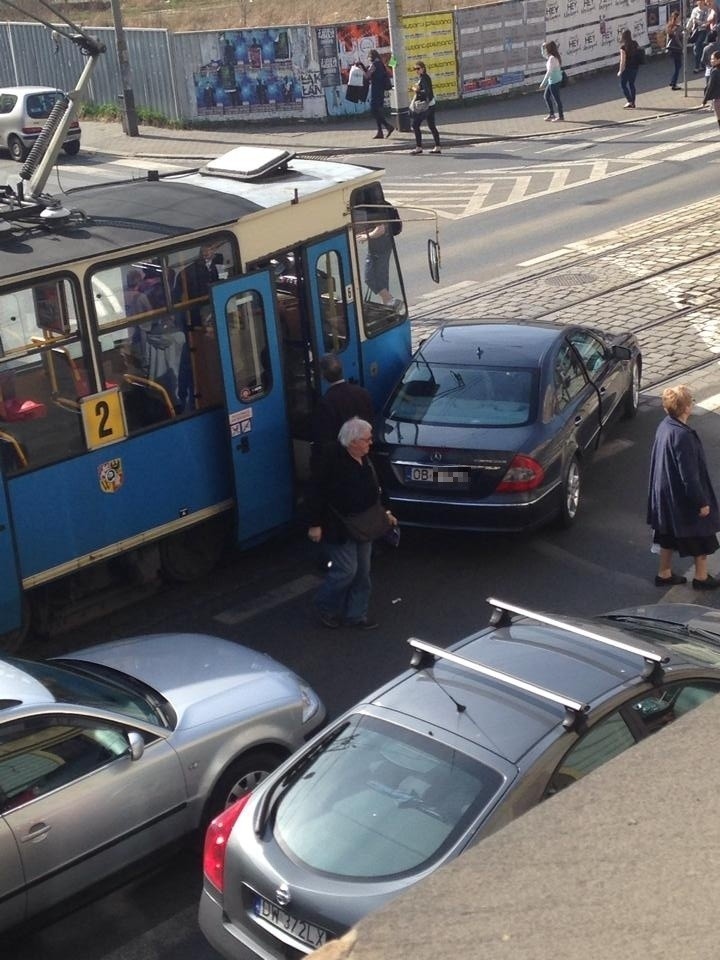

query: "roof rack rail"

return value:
[408, 637, 589, 730]
[487, 597, 667, 681]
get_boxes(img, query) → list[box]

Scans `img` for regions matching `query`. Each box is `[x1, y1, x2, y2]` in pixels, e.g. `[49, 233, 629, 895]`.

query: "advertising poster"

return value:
[546, 0, 649, 67]
[193, 27, 315, 120]
[457, 1, 545, 97]
[401, 12, 459, 100]
[323, 18, 391, 118]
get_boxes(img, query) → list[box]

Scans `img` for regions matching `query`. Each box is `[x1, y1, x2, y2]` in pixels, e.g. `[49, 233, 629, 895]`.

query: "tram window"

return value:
[0, 279, 86, 474]
[169, 236, 234, 316]
[313, 250, 349, 354]
[353, 204, 405, 338]
[92, 257, 168, 327]
[225, 290, 271, 401]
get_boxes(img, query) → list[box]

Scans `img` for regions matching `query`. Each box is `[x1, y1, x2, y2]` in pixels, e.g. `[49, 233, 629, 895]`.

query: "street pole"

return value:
[110, 0, 139, 137]
[386, 0, 411, 132]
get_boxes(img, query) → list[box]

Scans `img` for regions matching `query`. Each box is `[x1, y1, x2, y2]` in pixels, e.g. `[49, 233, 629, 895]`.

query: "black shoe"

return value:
[385, 124, 394, 138]
[345, 618, 379, 631]
[655, 572, 688, 586]
[692, 575, 720, 591]
[319, 611, 342, 628]
[372, 132, 384, 139]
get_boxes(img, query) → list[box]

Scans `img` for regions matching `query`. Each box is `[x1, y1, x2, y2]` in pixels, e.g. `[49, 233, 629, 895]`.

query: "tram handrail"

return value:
[122, 374, 177, 419]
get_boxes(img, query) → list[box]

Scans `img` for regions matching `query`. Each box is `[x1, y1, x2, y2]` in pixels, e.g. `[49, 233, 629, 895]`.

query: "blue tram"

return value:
[0, 146, 412, 647]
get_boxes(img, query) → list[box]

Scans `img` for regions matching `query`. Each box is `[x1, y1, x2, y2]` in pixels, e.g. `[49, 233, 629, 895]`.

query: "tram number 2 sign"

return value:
[81, 387, 128, 450]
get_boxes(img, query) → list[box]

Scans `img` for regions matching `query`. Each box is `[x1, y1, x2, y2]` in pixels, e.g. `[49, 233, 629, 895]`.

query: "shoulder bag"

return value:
[333, 501, 390, 542]
[329, 459, 392, 542]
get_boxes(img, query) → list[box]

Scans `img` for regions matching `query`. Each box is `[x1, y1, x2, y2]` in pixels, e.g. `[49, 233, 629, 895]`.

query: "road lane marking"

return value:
[214, 574, 321, 625]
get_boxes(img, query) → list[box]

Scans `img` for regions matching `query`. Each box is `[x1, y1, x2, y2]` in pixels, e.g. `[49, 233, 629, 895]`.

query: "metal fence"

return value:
[0, 1, 658, 125]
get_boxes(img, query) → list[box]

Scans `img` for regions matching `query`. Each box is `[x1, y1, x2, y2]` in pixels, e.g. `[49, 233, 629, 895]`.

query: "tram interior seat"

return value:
[0, 373, 47, 422]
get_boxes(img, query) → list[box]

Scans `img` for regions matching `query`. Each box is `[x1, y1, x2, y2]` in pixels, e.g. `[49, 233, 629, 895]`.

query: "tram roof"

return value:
[0, 151, 381, 283]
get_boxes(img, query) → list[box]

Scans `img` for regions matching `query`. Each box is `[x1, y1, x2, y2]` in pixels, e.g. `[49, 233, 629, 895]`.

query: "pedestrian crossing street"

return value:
[385, 114, 720, 220]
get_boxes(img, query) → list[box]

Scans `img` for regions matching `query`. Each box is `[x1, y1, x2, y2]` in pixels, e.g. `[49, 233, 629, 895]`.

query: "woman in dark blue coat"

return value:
[647, 385, 720, 589]
[364, 49, 394, 140]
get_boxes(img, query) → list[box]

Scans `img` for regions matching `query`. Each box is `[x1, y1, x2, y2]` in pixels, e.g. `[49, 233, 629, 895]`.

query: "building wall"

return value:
[0, 2, 657, 124]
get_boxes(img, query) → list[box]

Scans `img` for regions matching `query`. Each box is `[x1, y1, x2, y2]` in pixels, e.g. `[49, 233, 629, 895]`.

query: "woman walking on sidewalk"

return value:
[702, 50, 720, 127]
[618, 29, 643, 107]
[363, 50, 394, 140]
[539, 40, 564, 122]
[666, 11, 683, 89]
[409, 61, 441, 155]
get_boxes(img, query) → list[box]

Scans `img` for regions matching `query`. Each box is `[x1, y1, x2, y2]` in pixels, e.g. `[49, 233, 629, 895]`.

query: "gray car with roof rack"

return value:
[199, 598, 720, 959]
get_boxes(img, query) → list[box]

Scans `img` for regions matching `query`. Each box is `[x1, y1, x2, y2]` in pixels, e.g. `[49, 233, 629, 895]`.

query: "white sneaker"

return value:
[409, 147, 423, 155]
[430, 146, 442, 154]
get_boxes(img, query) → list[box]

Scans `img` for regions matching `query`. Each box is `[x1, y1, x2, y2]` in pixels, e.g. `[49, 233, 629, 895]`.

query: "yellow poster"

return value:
[401, 12, 458, 100]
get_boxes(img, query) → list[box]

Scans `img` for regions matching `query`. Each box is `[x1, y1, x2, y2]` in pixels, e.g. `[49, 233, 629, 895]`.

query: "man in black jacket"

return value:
[310, 353, 374, 471]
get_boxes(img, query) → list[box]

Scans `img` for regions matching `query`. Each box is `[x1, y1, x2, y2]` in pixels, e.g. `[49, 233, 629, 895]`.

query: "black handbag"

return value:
[333, 501, 390, 542]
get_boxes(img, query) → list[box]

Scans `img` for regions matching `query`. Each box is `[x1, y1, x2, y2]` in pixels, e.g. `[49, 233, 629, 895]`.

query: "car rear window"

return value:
[272, 714, 504, 880]
[25, 92, 62, 119]
[387, 361, 537, 427]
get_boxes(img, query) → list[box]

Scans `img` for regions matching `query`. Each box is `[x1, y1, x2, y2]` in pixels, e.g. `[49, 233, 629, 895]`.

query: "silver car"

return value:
[0, 86, 81, 162]
[199, 599, 720, 959]
[0, 632, 324, 933]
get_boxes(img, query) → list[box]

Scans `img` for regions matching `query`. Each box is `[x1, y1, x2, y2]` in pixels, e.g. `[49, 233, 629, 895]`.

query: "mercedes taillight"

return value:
[496, 455, 545, 492]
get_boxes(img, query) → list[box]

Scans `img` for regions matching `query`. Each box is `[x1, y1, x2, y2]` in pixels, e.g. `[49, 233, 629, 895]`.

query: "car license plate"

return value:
[405, 466, 469, 485]
[254, 897, 329, 950]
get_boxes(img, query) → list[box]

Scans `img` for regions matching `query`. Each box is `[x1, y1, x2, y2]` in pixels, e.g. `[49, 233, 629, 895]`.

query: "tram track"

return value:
[410, 206, 720, 395]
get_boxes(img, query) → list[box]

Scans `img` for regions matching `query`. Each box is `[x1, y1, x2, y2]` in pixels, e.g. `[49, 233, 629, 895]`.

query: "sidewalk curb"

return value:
[81, 103, 705, 162]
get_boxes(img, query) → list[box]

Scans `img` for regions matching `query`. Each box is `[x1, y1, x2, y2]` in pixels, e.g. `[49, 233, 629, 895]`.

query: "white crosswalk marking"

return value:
[388, 158, 644, 218]
[623, 128, 716, 159]
[385, 116, 719, 220]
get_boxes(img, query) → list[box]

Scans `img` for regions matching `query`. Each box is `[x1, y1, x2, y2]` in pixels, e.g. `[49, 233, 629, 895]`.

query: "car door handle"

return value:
[20, 822, 51, 843]
[574, 416, 582, 424]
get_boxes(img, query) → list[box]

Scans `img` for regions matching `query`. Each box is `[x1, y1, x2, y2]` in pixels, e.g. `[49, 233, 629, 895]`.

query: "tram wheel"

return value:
[0, 597, 32, 654]
[158, 516, 229, 583]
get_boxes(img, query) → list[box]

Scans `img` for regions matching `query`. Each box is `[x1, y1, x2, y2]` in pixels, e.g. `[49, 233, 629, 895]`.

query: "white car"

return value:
[0, 86, 81, 162]
[0, 632, 324, 933]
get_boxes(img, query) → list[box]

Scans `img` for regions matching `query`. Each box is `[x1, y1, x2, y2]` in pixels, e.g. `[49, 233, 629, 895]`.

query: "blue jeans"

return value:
[693, 30, 708, 69]
[669, 51, 682, 87]
[620, 66, 638, 104]
[315, 539, 372, 623]
[543, 83, 563, 118]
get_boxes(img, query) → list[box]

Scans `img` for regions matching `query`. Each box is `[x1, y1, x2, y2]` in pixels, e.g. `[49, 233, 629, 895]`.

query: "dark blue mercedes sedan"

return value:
[372, 320, 641, 532]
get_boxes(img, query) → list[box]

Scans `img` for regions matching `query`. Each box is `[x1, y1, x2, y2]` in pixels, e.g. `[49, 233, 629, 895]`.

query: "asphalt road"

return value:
[5, 114, 720, 960]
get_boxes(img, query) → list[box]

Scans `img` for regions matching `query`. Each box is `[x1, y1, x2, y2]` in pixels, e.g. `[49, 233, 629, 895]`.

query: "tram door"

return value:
[304, 235, 361, 386]
[212, 271, 294, 545]
[0, 475, 23, 638]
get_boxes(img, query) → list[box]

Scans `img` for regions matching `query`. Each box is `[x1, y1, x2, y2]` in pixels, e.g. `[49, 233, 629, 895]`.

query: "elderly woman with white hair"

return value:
[647, 384, 720, 589]
[307, 416, 397, 630]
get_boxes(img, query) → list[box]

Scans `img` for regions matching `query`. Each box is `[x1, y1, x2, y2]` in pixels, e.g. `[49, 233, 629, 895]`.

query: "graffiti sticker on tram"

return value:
[81, 387, 128, 450]
[229, 408, 253, 436]
[98, 458, 124, 494]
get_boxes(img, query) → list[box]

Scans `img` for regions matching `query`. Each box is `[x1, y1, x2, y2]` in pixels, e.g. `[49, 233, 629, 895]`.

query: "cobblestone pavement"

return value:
[410, 192, 720, 393]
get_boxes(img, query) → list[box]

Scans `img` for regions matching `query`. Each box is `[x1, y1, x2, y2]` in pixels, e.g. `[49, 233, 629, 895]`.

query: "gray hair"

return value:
[338, 417, 371, 447]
